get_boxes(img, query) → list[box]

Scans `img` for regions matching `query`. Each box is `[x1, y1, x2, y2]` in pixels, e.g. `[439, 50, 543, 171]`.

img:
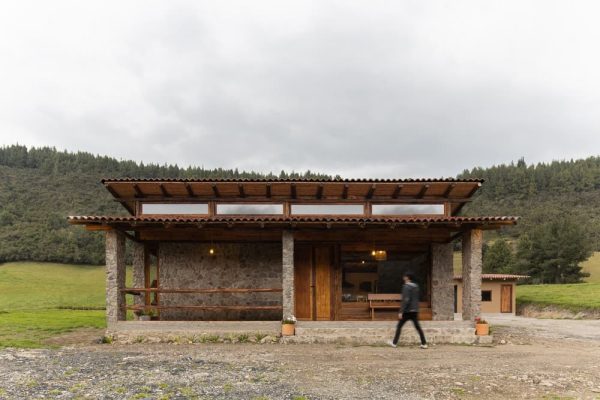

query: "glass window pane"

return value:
[371, 204, 444, 215]
[291, 204, 364, 215]
[142, 203, 208, 215]
[217, 203, 283, 215]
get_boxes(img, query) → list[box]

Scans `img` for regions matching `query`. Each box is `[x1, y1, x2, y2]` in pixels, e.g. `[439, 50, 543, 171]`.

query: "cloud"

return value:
[1, 1, 599, 178]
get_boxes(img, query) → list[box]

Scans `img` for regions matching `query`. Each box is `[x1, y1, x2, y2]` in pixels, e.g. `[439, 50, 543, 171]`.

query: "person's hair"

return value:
[404, 271, 415, 281]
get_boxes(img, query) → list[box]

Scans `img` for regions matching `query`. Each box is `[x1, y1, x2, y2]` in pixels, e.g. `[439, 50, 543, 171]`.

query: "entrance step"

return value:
[285, 321, 481, 345]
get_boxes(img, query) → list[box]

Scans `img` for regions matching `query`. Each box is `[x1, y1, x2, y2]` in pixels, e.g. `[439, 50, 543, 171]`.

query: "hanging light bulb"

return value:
[209, 247, 215, 255]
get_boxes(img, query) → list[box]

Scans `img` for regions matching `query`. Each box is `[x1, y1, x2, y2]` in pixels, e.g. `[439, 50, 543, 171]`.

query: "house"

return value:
[68, 178, 518, 343]
[454, 274, 529, 316]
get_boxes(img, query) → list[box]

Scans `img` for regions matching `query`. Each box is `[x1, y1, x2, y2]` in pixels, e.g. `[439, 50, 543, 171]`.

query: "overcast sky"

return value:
[1, 1, 599, 178]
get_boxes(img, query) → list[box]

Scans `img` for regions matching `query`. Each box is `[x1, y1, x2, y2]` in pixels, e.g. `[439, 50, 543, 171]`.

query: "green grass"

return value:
[0, 262, 115, 348]
[517, 283, 600, 312]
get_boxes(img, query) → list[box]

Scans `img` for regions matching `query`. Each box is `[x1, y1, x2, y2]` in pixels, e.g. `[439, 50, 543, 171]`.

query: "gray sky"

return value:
[1, 1, 599, 178]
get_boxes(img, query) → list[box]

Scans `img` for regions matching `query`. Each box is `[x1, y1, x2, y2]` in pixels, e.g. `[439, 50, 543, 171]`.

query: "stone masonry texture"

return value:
[131, 241, 146, 313]
[462, 229, 483, 321]
[158, 242, 282, 321]
[282, 231, 294, 318]
[106, 230, 126, 326]
[431, 242, 454, 320]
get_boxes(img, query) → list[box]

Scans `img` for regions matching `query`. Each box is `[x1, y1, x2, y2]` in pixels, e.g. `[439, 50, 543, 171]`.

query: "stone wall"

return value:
[462, 229, 483, 321]
[158, 242, 282, 320]
[431, 242, 454, 320]
[106, 230, 126, 326]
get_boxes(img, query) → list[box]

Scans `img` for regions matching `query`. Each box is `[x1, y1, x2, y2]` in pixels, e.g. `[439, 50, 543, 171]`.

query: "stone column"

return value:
[431, 242, 454, 320]
[282, 230, 294, 318]
[106, 229, 126, 326]
[462, 229, 483, 321]
[131, 241, 146, 317]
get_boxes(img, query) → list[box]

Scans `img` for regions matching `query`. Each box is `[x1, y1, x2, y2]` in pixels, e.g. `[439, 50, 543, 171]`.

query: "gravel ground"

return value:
[1, 324, 600, 399]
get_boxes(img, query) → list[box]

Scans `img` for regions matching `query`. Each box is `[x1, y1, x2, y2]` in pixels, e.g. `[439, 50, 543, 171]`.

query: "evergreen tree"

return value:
[483, 238, 516, 274]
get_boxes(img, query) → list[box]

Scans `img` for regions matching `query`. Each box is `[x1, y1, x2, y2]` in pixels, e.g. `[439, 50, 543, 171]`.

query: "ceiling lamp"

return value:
[372, 250, 387, 261]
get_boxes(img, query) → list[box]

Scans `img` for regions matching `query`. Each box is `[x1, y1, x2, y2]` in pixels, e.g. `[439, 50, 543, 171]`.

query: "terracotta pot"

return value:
[281, 323, 295, 336]
[475, 323, 489, 336]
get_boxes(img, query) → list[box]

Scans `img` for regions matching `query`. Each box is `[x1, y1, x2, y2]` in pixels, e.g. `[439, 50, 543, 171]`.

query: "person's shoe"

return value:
[387, 340, 397, 348]
[420, 344, 428, 349]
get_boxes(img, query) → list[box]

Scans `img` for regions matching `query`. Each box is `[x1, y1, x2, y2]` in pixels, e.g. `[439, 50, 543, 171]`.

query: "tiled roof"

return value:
[454, 274, 530, 280]
[101, 177, 485, 184]
[68, 215, 518, 225]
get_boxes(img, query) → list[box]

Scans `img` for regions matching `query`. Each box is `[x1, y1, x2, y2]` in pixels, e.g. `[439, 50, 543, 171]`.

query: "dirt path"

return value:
[1, 324, 599, 399]
[487, 314, 600, 341]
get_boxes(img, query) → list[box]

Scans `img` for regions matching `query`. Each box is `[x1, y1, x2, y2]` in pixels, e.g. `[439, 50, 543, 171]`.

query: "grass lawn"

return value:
[0, 262, 112, 348]
[516, 283, 600, 312]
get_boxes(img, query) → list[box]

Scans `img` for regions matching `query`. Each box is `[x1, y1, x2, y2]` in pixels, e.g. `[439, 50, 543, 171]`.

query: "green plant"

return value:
[237, 333, 249, 343]
[282, 315, 297, 324]
[255, 333, 268, 342]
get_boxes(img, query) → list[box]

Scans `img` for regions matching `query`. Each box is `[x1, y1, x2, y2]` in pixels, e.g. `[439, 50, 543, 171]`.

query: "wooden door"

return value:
[501, 284, 512, 313]
[294, 245, 313, 320]
[294, 244, 335, 320]
[314, 246, 334, 320]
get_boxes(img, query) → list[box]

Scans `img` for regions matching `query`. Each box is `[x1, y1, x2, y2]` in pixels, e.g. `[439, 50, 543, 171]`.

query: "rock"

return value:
[499, 339, 506, 345]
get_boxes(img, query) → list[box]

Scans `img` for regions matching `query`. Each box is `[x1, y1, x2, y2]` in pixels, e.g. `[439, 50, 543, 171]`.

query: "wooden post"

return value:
[106, 230, 126, 326]
[282, 230, 295, 317]
[462, 229, 483, 321]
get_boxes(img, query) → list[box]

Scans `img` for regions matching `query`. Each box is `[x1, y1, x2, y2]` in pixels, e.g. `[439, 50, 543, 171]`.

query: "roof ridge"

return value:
[100, 177, 485, 183]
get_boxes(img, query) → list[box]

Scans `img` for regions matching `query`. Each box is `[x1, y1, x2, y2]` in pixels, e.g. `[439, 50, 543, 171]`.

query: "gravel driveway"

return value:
[486, 314, 600, 341]
[0, 321, 599, 399]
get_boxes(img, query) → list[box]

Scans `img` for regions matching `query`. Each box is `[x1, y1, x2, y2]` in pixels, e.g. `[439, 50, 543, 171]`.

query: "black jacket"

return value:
[401, 282, 420, 313]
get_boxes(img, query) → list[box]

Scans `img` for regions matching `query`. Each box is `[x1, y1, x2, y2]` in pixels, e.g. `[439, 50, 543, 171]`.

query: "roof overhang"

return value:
[100, 178, 485, 216]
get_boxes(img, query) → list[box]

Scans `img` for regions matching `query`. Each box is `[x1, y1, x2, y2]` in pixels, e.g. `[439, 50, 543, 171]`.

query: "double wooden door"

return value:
[294, 244, 336, 320]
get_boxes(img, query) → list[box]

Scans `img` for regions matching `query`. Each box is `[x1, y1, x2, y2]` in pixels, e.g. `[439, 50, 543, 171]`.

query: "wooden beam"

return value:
[443, 184, 456, 198]
[290, 183, 297, 199]
[316, 184, 324, 199]
[366, 184, 376, 199]
[392, 184, 404, 199]
[212, 184, 220, 198]
[159, 184, 170, 197]
[133, 184, 145, 198]
[106, 184, 135, 215]
[417, 184, 430, 199]
[266, 184, 272, 198]
[342, 184, 349, 199]
[184, 183, 196, 198]
[238, 184, 245, 198]
[466, 183, 481, 198]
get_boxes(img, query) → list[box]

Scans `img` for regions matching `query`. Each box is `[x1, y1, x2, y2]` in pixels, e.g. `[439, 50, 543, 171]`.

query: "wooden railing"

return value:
[121, 287, 283, 312]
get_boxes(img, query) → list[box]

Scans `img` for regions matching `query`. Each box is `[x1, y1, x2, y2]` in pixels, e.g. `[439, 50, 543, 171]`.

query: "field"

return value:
[0, 262, 114, 348]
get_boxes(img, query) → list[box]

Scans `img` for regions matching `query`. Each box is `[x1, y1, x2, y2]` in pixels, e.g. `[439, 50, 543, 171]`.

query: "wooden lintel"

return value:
[392, 184, 403, 199]
[185, 183, 196, 197]
[238, 184, 245, 198]
[212, 184, 220, 198]
[443, 184, 456, 198]
[159, 184, 170, 197]
[366, 184, 376, 199]
[85, 225, 112, 231]
[417, 184, 430, 199]
[266, 184, 271, 198]
[316, 185, 324, 199]
[133, 184, 145, 198]
[342, 184, 349, 199]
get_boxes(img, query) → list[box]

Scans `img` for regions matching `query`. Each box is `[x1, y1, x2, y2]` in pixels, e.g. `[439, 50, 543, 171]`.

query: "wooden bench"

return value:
[368, 293, 401, 320]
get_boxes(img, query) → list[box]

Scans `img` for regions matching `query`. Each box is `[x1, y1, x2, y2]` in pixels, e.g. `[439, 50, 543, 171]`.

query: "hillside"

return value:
[1, 145, 599, 264]
[459, 157, 600, 250]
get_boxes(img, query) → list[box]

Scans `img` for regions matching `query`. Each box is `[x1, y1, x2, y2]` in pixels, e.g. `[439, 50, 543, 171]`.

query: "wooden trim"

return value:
[238, 184, 245, 198]
[266, 184, 272, 198]
[212, 184, 220, 198]
[417, 184, 430, 199]
[126, 305, 282, 311]
[159, 184, 171, 197]
[185, 183, 196, 197]
[366, 184, 376, 199]
[122, 287, 283, 294]
[316, 184, 324, 199]
[133, 184, 145, 198]
[392, 184, 403, 199]
[342, 184, 349, 199]
[291, 183, 297, 199]
[114, 196, 472, 204]
[443, 183, 456, 198]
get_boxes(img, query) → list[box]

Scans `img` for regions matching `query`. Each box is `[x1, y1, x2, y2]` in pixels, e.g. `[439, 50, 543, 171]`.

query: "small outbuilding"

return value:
[454, 274, 529, 315]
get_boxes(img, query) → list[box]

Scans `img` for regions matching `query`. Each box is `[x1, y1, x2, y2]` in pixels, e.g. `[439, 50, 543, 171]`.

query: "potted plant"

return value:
[475, 317, 489, 336]
[281, 315, 297, 336]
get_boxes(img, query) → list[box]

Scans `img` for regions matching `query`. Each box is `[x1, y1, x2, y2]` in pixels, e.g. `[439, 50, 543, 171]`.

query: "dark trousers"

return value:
[393, 312, 427, 345]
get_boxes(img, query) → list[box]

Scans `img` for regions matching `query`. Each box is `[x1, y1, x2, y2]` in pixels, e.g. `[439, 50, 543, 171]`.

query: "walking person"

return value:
[388, 272, 428, 349]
